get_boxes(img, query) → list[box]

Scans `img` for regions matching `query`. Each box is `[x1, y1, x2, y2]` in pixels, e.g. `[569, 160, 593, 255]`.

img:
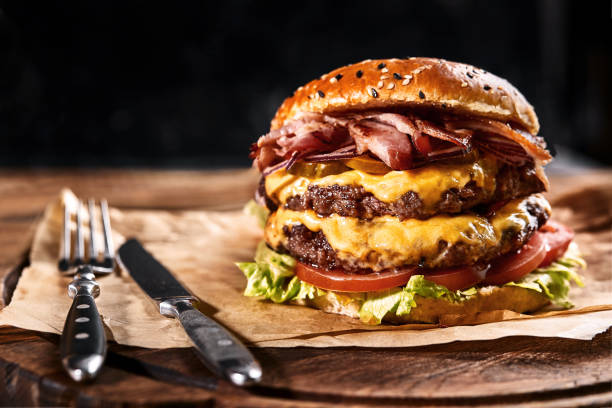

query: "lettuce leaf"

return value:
[506, 242, 585, 308]
[359, 275, 477, 324]
[236, 242, 318, 303]
[244, 199, 269, 228]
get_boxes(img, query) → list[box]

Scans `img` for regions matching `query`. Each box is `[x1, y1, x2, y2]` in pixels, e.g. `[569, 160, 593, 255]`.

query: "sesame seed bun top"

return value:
[271, 57, 540, 135]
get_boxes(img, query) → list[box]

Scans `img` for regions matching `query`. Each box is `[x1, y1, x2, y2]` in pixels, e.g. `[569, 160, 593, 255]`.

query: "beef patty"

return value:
[271, 194, 550, 272]
[280, 163, 544, 220]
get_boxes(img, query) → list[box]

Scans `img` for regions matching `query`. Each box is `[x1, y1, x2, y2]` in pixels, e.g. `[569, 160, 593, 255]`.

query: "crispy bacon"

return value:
[361, 113, 436, 156]
[444, 118, 551, 164]
[348, 120, 413, 170]
[415, 118, 471, 150]
[252, 111, 548, 174]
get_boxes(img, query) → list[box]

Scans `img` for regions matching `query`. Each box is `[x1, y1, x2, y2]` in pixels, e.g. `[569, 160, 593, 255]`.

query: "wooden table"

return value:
[1, 168, 610, 407]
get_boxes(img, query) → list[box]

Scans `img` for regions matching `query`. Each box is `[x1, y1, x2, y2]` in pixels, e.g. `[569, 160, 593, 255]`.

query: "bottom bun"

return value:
[293, 285, 550, 324]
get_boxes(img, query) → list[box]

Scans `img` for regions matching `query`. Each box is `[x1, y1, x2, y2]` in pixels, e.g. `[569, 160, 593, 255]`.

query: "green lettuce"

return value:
[359, 275, 478, 324]
[243, 199, 269, 228]
[506, 242, 585, 308]
[236, 242, 318, 303]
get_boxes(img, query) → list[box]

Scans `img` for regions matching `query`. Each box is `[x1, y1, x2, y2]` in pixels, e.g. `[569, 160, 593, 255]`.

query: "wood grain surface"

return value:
[0, 168, 611, 407]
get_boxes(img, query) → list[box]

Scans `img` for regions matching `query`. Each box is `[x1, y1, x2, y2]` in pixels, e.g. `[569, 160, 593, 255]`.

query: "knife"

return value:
[117, 238, 262, 386]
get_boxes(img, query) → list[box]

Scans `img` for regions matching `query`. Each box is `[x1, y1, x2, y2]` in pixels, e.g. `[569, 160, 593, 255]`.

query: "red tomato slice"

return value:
[539, 220, 574, 267]
[422, 264, 489, 291]
[483, 232, 547, 286]
[295, 222, 572, 292]
[294, 263, 416, 292]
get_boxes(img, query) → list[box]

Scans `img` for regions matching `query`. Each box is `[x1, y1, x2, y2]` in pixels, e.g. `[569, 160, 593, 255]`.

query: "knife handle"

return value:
[160, 299, 262, 386]
[60, 269, 107, 382]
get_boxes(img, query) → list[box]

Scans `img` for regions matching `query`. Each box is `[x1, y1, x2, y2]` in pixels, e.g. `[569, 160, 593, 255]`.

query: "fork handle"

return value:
[60, 268, 107, 382]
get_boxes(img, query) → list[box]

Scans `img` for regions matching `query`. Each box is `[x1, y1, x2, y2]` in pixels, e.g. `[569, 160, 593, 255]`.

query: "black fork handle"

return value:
[59, 268, 107, 382]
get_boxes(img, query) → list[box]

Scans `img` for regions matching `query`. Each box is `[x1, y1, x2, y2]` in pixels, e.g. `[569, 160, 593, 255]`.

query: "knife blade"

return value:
[117, 238, 262, 386]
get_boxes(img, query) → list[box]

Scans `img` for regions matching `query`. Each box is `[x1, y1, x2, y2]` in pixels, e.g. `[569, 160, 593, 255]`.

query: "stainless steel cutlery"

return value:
[57, 199, 262, 386]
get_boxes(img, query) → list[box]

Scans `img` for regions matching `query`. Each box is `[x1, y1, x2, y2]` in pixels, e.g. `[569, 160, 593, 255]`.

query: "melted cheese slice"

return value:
[265, 156, 499, 208]
[265, 194, 550, 271]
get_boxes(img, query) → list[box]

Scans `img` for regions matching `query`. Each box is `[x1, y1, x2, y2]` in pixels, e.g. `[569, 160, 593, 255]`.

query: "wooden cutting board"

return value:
[1, 168, 611, 407]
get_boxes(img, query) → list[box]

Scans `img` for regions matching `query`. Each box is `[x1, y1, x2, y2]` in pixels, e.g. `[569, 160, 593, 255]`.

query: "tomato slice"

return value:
[539, 220, 574, 267]
[483, 232, 547, 286]
[295, 222, 573, 292]
[294, 263, 416, 292]
[422, 265, 489, 291]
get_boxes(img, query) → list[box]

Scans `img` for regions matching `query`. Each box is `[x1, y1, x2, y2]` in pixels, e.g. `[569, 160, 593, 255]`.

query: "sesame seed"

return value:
[377, 81, 384, 89]
[330, 77, 337, 84]
[356, 70, 363, 78]
[377, 62, 386, 69]
[317, 90, 325, 98]
[403, 74, 412, 79]
[402, 78, 411, 85]
[381, 67, 389, 73]
[442, 103, 448, 108]
[335, 74, 343, 81]
[307, 95, 312, 99]
[418, 90, 425, 99]
[461, 81, 468, 87]
[387, 82, 395, 90]
[380, 74, 389, 80]
[393, 73, 401, 80]
[370, 88, 379, 98]
[466, 72, 473, 79]
[484, 85, 491, 91]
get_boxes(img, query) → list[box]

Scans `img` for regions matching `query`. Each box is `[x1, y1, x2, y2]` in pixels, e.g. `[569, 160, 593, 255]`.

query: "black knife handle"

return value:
[60, 269, 107, 382]
[160, 299, 262, 386]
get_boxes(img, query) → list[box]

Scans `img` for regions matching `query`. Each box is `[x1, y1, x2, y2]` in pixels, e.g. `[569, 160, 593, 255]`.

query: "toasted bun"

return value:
[272, 57, 539, 135]
[294, 285, 549, 324]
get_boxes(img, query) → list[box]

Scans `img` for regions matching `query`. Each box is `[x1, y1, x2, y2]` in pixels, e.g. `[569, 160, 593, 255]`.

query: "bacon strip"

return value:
[348, 120, 413, 170]
[445, 118, 551, 164]
[252, 111, 549, 173]
[415, 118, 471, 150]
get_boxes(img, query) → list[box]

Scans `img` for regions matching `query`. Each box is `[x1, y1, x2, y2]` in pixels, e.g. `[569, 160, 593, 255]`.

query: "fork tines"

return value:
[59, 198, 115, 274]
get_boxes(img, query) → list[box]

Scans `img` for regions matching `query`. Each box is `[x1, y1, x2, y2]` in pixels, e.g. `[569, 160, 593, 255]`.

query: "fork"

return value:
[58, 198, 115, 382]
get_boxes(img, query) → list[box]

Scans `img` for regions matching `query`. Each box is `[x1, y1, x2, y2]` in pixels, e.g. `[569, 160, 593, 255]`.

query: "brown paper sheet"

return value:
[0, 185, 610, 349]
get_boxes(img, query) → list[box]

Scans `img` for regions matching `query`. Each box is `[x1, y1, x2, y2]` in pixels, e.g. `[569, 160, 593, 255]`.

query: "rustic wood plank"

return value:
[1, 326, 610, 407]
[0, 168, 610, 407]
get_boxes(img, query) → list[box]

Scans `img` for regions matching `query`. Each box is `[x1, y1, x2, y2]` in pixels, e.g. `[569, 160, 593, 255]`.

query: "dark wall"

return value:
[1, 0, 610, 167]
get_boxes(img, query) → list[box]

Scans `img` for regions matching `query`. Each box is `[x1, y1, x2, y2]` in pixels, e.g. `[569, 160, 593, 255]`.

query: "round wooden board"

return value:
[0, 169, 611, 407]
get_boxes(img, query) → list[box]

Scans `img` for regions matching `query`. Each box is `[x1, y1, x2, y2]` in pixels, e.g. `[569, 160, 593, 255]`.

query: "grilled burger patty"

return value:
[285, 163, 543, 220]
[266, 194, 551, 272]
[263, 159, 545, 221]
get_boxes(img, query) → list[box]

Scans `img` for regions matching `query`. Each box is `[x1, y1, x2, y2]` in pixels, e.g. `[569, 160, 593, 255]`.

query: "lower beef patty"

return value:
[274, 195, 550, 272]
[282, 163, 544, 220]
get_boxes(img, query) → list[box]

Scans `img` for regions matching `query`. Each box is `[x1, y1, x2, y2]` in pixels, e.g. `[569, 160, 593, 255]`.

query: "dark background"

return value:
[0, 0, 610, 168]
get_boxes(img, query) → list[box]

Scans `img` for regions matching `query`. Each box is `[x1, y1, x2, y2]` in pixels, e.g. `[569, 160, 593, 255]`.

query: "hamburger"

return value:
[237, 58, 585, 325]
